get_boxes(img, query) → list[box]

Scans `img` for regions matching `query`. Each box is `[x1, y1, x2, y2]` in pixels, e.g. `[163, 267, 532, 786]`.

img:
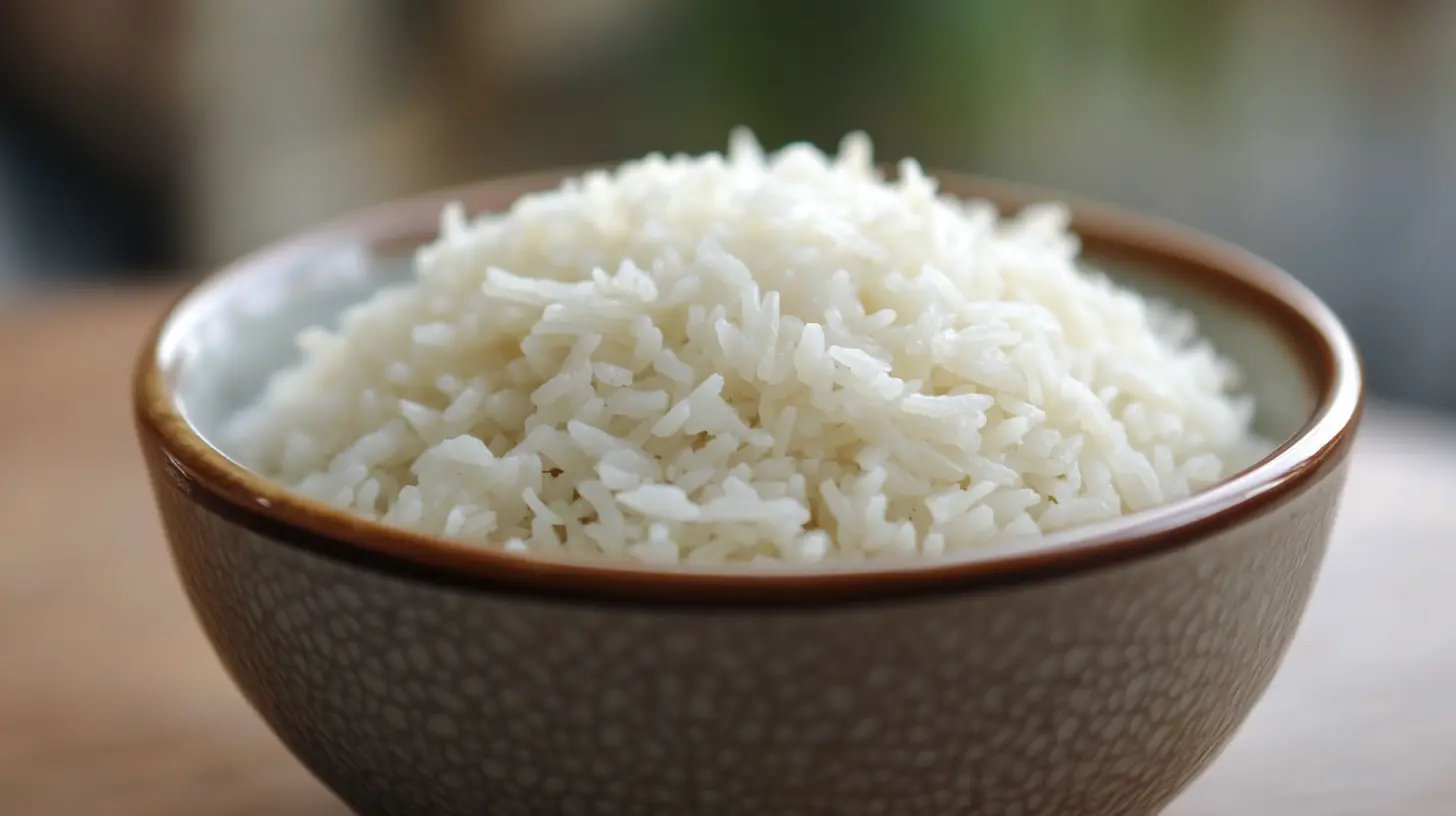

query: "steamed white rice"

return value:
[227, 130, 1259, 565]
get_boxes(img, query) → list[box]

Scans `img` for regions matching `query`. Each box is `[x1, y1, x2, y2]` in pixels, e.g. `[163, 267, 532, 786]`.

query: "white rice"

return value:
[226, 129, 1262, 565]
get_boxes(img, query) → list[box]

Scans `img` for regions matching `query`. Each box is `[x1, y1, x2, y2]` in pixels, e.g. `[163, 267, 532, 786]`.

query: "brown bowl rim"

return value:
[134, 167, 1363, 606]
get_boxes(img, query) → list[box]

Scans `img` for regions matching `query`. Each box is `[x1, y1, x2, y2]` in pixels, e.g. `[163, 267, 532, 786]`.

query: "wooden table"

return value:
[2, 288, 1453, 815]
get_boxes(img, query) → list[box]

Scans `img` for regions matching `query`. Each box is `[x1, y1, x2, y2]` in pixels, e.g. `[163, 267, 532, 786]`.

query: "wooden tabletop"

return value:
[1, 288, 1453, 815]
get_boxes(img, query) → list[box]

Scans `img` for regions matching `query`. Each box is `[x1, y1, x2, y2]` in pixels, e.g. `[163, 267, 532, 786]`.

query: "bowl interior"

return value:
[166, 224, 1315, 465]
[140, 171, 1359, 600]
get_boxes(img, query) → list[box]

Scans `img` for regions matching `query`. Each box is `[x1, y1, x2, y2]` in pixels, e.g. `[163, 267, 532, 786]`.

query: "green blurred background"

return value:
[1, 0, 1452, 408]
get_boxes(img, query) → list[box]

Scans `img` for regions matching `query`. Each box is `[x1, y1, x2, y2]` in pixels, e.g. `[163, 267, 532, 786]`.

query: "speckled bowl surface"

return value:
[134, 170, 1362, 816]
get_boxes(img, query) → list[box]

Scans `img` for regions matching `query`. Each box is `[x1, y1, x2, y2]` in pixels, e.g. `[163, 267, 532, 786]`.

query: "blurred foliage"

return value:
[645, 0, 901, 154]
[640, 0, 1236, 162]
[1118, 0, 1235, 92]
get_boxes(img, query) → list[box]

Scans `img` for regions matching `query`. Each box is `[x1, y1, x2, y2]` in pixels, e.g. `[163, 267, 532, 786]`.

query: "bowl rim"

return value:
[134, 167, 1364, 606]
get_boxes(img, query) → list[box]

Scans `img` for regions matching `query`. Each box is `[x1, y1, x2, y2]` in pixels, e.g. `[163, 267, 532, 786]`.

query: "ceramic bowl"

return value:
[134, 170, 1362, 816]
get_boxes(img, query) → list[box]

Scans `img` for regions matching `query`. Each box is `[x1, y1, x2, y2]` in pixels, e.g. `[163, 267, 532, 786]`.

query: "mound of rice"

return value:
[227, 130, 1258, 565]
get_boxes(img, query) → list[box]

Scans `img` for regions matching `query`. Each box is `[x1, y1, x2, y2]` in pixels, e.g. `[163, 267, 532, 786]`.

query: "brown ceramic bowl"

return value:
[134, 169, 1362, 816]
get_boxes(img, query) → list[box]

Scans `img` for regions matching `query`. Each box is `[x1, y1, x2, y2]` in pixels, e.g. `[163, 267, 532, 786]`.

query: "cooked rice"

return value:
[226, 129, 1259, 565]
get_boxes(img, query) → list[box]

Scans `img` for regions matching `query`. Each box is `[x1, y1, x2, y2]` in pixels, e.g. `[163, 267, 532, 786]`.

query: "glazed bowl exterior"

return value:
[135, 170, 1362, 816]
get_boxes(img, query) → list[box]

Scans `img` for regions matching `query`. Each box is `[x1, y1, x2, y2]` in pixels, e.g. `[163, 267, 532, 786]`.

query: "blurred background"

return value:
[0, 0, 1452, 408]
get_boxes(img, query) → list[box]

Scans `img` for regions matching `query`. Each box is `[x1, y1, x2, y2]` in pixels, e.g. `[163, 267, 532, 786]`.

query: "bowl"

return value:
[134, 169, 1362, 816]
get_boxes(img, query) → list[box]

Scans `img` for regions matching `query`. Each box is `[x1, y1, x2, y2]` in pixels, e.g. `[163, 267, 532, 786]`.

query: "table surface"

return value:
[2, 287, 1453, 815]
